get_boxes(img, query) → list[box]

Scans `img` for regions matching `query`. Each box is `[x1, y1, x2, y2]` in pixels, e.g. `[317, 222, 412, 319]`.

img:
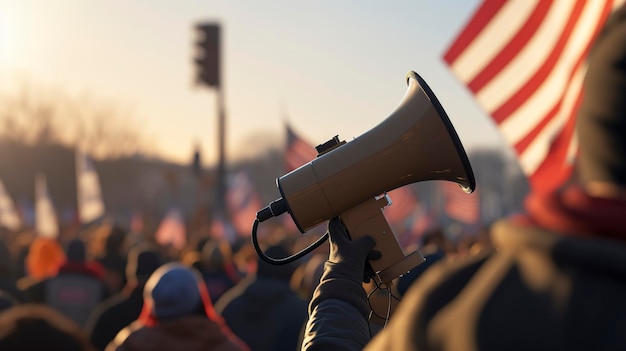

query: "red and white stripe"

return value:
[441, 182, 481, 224]
[285, 124, 318, 173]
[444, 0, 624, 192]
[226, 171, 264, 237]
[383, 187, 420, 225]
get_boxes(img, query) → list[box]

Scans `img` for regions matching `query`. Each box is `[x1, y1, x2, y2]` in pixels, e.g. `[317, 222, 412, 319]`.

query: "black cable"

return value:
[251, 218, 329, 265]
[367, 276, 400, 329]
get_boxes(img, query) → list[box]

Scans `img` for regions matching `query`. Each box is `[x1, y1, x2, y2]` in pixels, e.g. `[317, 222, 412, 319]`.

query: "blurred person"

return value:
[302, 8, 626, 350]
[22, 238, 109, 326]
[16, 236, 66, 292]
[197, 239, 240, 303]
[85, 245, 162, 351]
[420, 227, 456, 255]
[290, 252, 325, 300]
[231, 239, 258, 277]
[95, 225, 129, 295]
[394, 228, 448, 297]
[215, 244, 308, 351]
[106, 262, 248, 351]
[0, 290, 18, 312]
[9, 230, 36, 280]
[0, 304, 95, 351]
[0, 238, 22, 302]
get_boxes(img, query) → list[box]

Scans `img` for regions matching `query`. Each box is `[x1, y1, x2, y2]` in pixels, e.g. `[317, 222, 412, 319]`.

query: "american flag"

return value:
[155, 207, 187, 250]
[444, 0, 624, 192]
[383, 187, 420, 226]
[441, 182, 481, 225]
[209, 212, 237, 243]
[226, 170, 263, 237]
[285, 124, 318, 173]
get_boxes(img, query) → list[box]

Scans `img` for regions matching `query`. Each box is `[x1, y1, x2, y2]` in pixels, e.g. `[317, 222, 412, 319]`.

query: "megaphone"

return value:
[254, 71, 475, 284]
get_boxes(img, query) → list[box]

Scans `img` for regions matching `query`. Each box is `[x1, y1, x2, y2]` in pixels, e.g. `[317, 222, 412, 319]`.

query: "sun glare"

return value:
[0, 10, 20, 70]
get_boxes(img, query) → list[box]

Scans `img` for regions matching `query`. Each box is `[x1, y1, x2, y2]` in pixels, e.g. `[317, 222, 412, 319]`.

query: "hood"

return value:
[25, 237, 66, 280]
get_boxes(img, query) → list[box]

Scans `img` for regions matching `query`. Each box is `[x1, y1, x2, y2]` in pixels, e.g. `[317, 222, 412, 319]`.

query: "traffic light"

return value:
[194, 23, 220, 87]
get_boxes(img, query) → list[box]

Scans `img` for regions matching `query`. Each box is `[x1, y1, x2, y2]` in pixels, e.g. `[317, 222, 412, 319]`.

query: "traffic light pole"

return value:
[216, 84, 227, 218]
[193, 22, 229, 228]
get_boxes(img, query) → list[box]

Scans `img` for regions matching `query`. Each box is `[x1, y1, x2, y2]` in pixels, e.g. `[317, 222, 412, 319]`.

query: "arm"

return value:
[301, 218, 379, 351]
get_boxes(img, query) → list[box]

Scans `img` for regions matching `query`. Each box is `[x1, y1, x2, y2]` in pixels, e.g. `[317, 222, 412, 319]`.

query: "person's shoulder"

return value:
[106, 320, 143, 351]
[365, 251, 494, 351]
[403, 249, 493, 309]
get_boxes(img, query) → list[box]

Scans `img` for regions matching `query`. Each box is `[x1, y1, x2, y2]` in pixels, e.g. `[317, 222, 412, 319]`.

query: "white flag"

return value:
[0, 179, 21, 231]
[76, 148, 105, 224]
[35, 174, 59, 239]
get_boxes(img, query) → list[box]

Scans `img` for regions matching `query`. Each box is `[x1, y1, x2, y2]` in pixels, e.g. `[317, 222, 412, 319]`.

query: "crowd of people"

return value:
[0, 210, 484, 351]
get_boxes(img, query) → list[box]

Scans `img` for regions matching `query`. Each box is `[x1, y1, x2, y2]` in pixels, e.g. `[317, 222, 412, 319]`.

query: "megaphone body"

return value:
[256, 71, 475, 284]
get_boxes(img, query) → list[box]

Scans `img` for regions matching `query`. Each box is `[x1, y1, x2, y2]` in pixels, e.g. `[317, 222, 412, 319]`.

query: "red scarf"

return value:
[518, 185, 626, 241]
[57, 261, 105, 279]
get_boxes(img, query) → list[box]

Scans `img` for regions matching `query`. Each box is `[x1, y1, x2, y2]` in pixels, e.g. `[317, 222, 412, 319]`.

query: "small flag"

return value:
[209, 212, 237, 243]
[441, 182, 481, 225]
[226, 171, 263, 237]
[35, 174, 59, 239]
[285, 124, 318, 173]
[155, 208, 187, 250]
[0, 179, 21, 231]
[76, 148, 105, 224]
[130, 209, 144, 235]
[383, 187, 420, 225]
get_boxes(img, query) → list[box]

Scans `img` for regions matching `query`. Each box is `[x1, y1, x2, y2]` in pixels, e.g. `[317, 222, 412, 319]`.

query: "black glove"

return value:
[327, 217, 381, 283]
[308, 217, 382, 320]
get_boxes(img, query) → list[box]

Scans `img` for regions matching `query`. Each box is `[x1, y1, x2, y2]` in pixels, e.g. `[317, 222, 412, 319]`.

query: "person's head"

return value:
[125, 245, 162, 286]
[104, 225, 127, 256]
[65, 239, 86, 263]
[139, 262, 221, 325]
[290, 253, 325, 299]
[200, 239, 233, 273]
[85, 222, 126, 258]
[421, 228, 455, 254]
[576, 6, 626, 197]
[25, 237, 65, 280]
[256, 244, 297, 282]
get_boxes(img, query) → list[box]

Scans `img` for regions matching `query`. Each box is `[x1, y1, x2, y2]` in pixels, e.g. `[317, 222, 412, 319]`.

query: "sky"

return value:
[0, 0, 508, 167]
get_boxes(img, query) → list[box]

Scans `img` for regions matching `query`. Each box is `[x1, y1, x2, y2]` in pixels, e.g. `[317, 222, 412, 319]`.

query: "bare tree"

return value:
[0, 82, 153, 158]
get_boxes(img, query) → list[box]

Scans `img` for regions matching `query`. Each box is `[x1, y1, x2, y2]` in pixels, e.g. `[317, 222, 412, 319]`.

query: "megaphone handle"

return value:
[340, 197, 416, 283]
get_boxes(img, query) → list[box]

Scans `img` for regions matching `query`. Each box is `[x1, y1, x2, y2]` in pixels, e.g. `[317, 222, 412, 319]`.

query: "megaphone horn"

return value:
[254, 71, 476, 284]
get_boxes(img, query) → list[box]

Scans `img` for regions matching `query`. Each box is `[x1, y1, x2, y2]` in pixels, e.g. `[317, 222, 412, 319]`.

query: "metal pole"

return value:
[216, 86, 227, 217]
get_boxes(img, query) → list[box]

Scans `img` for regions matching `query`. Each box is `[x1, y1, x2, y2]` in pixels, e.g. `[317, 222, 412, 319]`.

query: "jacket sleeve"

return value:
[301, 262, 372, 351]
[302, 299, 371, 351]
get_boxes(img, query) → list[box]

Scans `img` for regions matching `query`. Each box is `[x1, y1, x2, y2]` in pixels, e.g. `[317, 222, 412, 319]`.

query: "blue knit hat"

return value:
[143, 263, 202, 320]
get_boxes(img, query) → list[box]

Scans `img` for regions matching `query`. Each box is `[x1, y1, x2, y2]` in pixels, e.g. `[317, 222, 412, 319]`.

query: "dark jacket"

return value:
[215, 275, 308, 351]
[303, 185, 626, 350]
[0, 304, 96, 351]
[108, 316, 244, 351]
[23, 261, 109, 326]
[85, 284, 146, 351]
